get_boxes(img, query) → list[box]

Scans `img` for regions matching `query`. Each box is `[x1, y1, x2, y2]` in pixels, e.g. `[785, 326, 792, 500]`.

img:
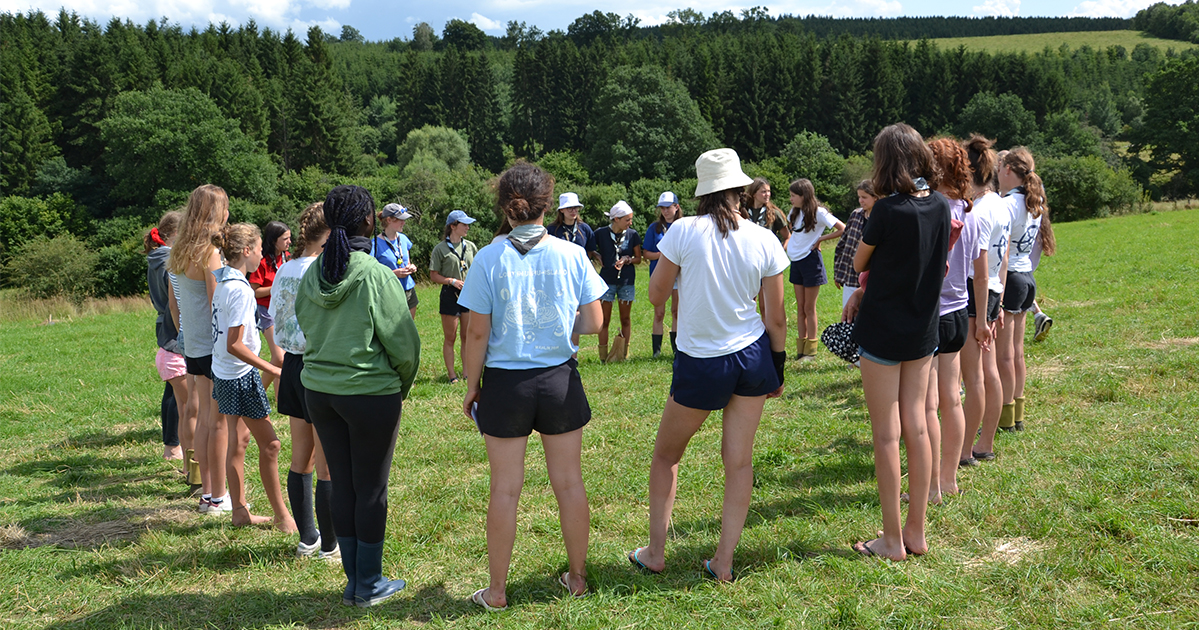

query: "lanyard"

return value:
[446, 239, 468, 273]
[750, 207, 768, 227]
[610, 229, 626, 253]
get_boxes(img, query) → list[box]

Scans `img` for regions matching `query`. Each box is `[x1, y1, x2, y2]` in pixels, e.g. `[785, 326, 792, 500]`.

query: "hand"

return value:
[835, 282, 842, 290]
[842, 288, 863, 323]
[463, 387, 481, 420]
[810, 241, 821, 252]
[452, 279, 464, 290]
[975, 322, 993, 351]
[396, 266, 413, 278]
[264, 365, 282, 379]
[614, 258, 625, 271]
[766, 384, 785, 399]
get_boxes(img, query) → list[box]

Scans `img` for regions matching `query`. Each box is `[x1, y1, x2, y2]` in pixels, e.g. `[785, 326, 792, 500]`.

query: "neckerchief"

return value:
[559, 221, 578, 244]
[749, 207, 769, 227]
[610, 228, 627, 254]
[446, 238, 469, 274]
[507, 224, 546, 255]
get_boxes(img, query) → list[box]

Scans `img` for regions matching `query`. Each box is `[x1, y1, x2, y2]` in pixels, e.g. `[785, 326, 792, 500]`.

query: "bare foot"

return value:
[275, 515, 298, 534]
[628, 546, 665, 574]
[231, 505, 271, 527]
[704, 558, 734, 582]
[899, 528, 928, 556]
[559, 572, 588, 597]
[900, 492, 942, 505]
[163, 445, 183, 460]
[854, 536, 905, 562]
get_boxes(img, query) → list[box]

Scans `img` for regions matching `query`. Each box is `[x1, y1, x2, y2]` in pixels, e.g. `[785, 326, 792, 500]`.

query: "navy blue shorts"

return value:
[670, 333, 779, 410]
[1003, 271, 1036, 313]
[788, 253, 827, 287]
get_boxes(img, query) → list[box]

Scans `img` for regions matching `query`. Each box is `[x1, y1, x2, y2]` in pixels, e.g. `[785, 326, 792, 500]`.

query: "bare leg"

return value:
[480, 434, 529, 609]
[639, 397, 710, 573]
[960, 319, 985, 461]
[289, 416, 316, 475]
[997, 312, 1018, 405]
[1013, 312, 1028, 399]
[792, 283, 805, 356]
[802, 285, 820, 342]
[459, 311, 471, 369]
[243, 416, 296, 532]
[922, 360, 942, 504]
[441, 314, 460, 380]
[599, 301, 613, 358]
[618, 300, 633, 342]
[542, 429, 589, 596]
[937, 352, 965, 495]
[708, 393, 767, 581]
[224, 415, 268, 525]
[898, 357, 933, 555]
[168, 375, 194, 457]
[974, 323, 1004, 455]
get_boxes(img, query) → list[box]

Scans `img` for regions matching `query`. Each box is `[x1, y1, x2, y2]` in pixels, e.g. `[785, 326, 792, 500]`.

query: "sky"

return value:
[0, 0, 1176, 41]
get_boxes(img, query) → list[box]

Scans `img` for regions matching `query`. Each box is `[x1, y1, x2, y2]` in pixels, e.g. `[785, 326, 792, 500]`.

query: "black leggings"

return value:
[305, 389, 403, 544]
[161, 382, 179, 447]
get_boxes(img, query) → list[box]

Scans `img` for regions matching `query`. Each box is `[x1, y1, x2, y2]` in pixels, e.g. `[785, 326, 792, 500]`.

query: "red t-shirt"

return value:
[247, 253, 287, 308]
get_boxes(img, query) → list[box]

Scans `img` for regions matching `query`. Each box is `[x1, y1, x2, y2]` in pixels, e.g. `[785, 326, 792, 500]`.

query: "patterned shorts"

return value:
[212, 370, 271, 419]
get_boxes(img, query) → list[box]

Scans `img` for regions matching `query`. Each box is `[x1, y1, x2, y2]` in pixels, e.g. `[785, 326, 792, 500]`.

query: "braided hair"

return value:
[321, 185, 375, 284]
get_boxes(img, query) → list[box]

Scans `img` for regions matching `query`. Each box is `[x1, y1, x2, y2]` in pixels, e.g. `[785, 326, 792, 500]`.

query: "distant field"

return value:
[921, 30, 1197, 54]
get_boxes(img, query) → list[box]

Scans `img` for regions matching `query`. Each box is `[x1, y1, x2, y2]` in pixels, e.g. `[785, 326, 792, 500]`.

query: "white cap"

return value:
[694, 148, 753, 197]
[558, 192, 583, 210]
[606, 200, 633, 219]
[656, 191, 679, 207]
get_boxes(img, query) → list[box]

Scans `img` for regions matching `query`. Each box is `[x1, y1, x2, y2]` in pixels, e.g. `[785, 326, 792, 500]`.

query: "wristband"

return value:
[771, 350, 786, 388]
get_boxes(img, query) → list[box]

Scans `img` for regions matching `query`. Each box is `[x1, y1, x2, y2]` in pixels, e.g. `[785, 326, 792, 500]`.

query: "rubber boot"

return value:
[598, 343, 608, 363]
[998, 402, 1016, 431]
[355, 539, 406, 607]
[1013, 396, 1026, 431]
[337, 536, 358, 606]
[808, 338, 820, 357]
[669, 332, 678, 355]
[186, 449, 202, 486]
[652, 334, 663, 358]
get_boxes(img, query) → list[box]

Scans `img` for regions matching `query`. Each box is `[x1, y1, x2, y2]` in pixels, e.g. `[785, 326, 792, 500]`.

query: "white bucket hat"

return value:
[694, 148, 753, 197]
[558, 192, 583, 210]
[606, 200, 633, 219]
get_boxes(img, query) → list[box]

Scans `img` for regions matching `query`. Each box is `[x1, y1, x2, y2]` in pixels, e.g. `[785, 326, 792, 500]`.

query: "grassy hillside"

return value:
[0, 209, 1196, 628]
[922, 29, 1197, 53]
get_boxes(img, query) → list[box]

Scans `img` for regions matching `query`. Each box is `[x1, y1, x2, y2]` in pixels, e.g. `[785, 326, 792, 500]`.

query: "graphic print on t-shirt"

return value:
[500, 286, 566, 343]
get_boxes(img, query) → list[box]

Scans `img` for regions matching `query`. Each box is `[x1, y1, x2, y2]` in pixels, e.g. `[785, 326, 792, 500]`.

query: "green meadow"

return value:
[922, 29, 1198, 54]
[0, 209, 1196, 629]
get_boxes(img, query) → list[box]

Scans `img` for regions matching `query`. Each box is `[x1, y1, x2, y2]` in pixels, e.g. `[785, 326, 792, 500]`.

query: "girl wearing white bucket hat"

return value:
[628, 148, 788, 582]
[593, 200, 642, 362]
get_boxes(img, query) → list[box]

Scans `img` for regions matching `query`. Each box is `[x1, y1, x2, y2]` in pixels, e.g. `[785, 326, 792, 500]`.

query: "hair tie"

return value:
[331, 225, 346, 232]
[150, 227, 166, 246]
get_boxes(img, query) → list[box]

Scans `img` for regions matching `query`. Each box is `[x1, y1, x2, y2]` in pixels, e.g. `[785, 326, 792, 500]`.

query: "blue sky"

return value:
[0, 0, 1173, 41]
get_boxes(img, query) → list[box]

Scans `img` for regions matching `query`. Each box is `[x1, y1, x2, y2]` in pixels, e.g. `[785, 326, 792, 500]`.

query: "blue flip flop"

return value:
[703, 560, 734, 582]
[627, 547, 661, 574]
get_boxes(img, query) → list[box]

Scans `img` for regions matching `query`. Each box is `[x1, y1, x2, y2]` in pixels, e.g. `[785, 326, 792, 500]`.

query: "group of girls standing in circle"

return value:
[143, 125, 1057, 611]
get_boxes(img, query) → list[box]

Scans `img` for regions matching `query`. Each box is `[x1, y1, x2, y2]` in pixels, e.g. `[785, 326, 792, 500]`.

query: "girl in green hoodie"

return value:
[295, 185, 420, 608]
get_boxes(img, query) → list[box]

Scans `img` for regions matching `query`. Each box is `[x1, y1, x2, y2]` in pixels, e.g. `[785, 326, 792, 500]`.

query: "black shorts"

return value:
[439, 285, 468, 316]
[277, 352, 309, 421]
[671, 333, 779, 410]
[475, 359, 590, 438]
[405, 288, 420, 311]
[788, 253, 827, 288]
[966, 287, 1002, 322]
[937, 308, 969, 355]
[185, 354, 213, 379]
[1003, 271, 1037, 313]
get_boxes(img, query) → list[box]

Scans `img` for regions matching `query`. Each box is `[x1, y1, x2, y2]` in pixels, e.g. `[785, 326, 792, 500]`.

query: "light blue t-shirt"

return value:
[458, 237, 607, 370]
[373, 233, 416, 290]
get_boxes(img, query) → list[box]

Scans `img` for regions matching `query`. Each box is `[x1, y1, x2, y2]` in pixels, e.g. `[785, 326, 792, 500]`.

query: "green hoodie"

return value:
[296, 251, 420, 398]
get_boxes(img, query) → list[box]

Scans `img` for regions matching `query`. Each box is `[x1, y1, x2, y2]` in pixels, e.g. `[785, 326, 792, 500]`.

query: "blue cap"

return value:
[445, 210, 476, 226]
[657, 191, 678, 207]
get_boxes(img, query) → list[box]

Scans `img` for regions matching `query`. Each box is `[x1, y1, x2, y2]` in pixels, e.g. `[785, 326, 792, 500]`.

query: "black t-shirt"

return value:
[852, 191, 951, 361]
[594, 226, 642, 285]
[747, 206, 787, 241]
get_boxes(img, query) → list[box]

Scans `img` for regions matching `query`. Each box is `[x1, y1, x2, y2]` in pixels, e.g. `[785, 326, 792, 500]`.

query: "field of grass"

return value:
[921, 30, 1198, 54]
[1, 209, 1196, 629]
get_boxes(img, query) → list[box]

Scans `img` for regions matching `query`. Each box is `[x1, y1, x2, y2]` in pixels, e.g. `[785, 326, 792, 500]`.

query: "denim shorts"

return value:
[857, 346, 901, 366]
[601, 284, 636, 303]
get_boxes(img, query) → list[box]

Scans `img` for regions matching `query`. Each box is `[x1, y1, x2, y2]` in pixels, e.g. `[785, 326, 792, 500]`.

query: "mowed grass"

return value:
[920, 29, 1198, 54]
[0, 210, 1196, 629]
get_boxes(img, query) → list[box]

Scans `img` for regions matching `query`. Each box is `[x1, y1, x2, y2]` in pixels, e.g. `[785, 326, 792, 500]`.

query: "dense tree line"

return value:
[1, 9, 1196, 300]
[1133, 1, 1199, 43]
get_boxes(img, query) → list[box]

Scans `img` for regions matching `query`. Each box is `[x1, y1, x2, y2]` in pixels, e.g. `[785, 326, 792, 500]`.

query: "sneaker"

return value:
[317, 543, 341, 562]
[205, 495, 234, 515]
[199, 497, 211, 513]
[297, 536, 321, 558]
[1034, 312, 1053, 341]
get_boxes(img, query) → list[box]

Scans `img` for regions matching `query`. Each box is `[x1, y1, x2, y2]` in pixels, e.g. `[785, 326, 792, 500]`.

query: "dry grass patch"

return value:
[1143, 337, 1198, 351]
[0, 508, 194, 550]
[964, 537, 1051, 570]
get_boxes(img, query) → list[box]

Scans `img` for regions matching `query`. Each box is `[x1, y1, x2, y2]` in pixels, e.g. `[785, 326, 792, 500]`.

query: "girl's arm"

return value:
[648, 256, 679, 307]
[204, 250, 222, 303]
[227, 325, 281, 377]
[461, 311, 491, 419]
[972, 255, 992, 349]
[168, 280, 181, 334]
[573, 299, 603, 337]
[631, 245, 642, 265]
[250, 283, 271, 299]
[643, 249, 661, 261]
[853, 241, 875, 273]
[814, 220, 846, 250]
[430, 271, 463, 291]
[761, 272, 787, 399]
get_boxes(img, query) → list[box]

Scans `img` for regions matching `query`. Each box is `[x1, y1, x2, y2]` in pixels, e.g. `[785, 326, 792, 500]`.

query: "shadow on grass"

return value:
[5, 452, 187, 503]
[6, 505, 218, 551]
[55, 426, 162, 449]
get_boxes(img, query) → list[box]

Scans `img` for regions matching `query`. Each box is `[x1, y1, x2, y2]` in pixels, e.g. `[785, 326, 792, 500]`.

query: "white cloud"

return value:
[469, 11, 503, 31]
[307, 0, 350, 10]
[1068, 0, 1157, 17]
[972, 0, 1019, 16]
[291, 16, 340, 33]
[244, 0, 298, 25]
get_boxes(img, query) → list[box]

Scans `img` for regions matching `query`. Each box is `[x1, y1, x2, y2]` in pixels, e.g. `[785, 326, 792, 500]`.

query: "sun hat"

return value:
[821, 322, 860, 364]
[656, 192, 679, 207]
[445, 210, 476, 225]
[381, 203, 412, 220]
[694, 148, 753, 197]
[558, 192, 583, 210]
[607, 200, 633, 219]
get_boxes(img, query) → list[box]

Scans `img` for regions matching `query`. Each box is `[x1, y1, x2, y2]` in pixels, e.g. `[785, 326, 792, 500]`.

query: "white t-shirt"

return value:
[785, 207, 838, 261]
[268, 255, 318, 355]
[1004, 191, 1042, 273]
[211, 267, 260, 380]
[657, 216, 789, 358]
[972, 192, 1011, 294]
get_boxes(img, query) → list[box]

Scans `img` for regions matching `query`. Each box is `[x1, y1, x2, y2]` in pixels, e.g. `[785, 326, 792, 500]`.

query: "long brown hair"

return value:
[1002, 147, 1055, 255]
[871, 123, 940, 198]
[294, 202, 327, 253]
[963, 134, 998, 193]
[787, 179, 820, 232]
[168, 184, 228, 274]
[696, 189, 742, 237]
[927, 137, 974, 213]
[650, 202, 682, 235]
